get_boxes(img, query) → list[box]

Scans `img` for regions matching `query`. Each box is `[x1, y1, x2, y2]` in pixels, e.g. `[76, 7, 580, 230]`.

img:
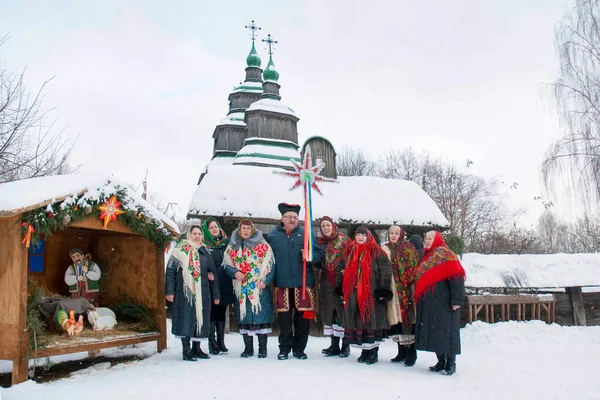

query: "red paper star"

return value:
[276, 146, 336, 194]
[98, 196, 125, 228]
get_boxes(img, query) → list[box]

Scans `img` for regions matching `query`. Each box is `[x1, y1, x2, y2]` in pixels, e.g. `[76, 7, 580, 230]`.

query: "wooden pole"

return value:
[566, 287, 586, 326]
[156, 247, 167, 352]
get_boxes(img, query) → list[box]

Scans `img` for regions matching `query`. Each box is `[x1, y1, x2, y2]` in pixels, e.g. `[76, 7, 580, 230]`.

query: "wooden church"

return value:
[188, 22, 449, 237]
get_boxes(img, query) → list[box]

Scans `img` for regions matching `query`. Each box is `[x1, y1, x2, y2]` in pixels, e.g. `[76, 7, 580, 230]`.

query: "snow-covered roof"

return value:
[246, 98, 296, 117]
[0, 174, 179, 235]
[216, 112, 246, 127]
[188, 165, 449, 227]
[462, 253, 600, 288]
[232, 81, 263, 94]
[233, 139, 301, 169]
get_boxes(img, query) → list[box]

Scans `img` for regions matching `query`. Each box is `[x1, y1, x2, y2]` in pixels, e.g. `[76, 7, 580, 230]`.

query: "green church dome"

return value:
[246, 42, 262, 68]
[263, 56, 280, 82]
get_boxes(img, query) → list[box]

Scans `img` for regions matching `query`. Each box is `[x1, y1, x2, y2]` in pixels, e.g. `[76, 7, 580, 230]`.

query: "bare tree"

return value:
[543, 0, 600, 204]
[566, 212, 600, 252]
[0, 34, 74, 183]
[336, 146, 376, 177]
[536, 210, 570, 253]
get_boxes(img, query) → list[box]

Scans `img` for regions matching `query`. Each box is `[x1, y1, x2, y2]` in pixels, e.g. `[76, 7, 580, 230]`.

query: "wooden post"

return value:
[3, 215, 30, 385]
[468, 303, 473, 323]
[566, 287, 587, 326]
[156, 247, 167, 352]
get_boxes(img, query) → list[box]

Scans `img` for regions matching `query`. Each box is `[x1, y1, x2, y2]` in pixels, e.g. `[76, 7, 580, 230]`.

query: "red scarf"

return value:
[342, 228, 384, 323]
[385, 237, 419, 324]
[317, 217, 351, 287]
[414, 231, 465, 302]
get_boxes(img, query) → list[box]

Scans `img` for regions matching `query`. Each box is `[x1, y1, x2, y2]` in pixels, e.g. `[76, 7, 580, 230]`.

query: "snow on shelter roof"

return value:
[0, 174, 179, 235]
[188, 165, 449, 227]
[462, 253, 600, 288]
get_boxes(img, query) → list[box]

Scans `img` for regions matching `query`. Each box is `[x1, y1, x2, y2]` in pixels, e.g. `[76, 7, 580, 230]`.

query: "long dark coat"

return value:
[314, 259, 345, 326]
[165, 247, 220, 338]
[207, 239, 235, 305]
[415, 277, 465, 355]
[336, 251, 392, 331]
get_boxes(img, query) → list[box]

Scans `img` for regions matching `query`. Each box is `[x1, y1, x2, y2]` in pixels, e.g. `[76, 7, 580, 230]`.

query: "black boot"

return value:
[208, 323, 220, 355]
[258, 334, 268, 358]
[322, 336, 341, 356]
[191, 341, 210, 359]
[339, 337, 351, 358]
[216, 321, 229, 354]
[181, 337, 197, 361]
[429, 353, 447, 372]
[357, 349, 368, 363]
[442, 354, 456, 376]
[404, 343, 417, 367]
[240, 334, 254, 358]
[390, 342, 407, 363]
[365, 347, 379, 365]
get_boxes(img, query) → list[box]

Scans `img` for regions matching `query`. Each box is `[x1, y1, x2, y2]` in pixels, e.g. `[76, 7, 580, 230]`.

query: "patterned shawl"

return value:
[414, 231, 465, 302]
[222, 221, 274, 320]
[170, 234, 204, 335]
[342, 226, 384, 323]
[202, 217, 228, 248]
[317, 216, 351, 287]
[384, 233, 419, 324]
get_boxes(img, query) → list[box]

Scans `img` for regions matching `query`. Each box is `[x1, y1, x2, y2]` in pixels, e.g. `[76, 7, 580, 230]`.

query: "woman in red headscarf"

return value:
[315, 216, 351, 357]
[382, 225, 420, 367]
[414, 230, 466, 376]
[335, 226, 393, 365]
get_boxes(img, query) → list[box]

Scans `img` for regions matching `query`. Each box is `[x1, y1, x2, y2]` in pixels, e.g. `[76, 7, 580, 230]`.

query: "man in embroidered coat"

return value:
[64, 248, 102, 305]
[267, 203, 324, 360]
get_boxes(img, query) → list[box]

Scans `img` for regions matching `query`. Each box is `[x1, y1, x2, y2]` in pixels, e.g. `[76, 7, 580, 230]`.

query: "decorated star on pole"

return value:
[98, 196, 125, 228]
[275, 146, 337, 300]
[276, 146, 337, 193]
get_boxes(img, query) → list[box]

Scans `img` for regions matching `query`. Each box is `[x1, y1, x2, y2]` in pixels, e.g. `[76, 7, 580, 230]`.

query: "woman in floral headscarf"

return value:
[381, 225, 420, 367]
[165, 225, 221, 361]
[202, 217, 233, 355]
[335, 226, 393, 365]
[223, 219, 275, 358]
[414, 230, 465, 376]
[315, 216, 352, 357]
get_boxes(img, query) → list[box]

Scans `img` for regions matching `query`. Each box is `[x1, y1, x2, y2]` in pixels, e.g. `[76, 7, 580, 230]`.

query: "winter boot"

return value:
[442, 354, 456, 376]
[191, 341, 210, 359]
[429, 353, 447, 372]
[241, 334, 254, 358]
[357, 349, 368, 363]
[257, 334, 268, 359]
[365, 347, 379, 365]
[390, 342, 407, 363]
[322, 336, 341, 356]
[208, 322, 220, 355]
[404, 343, 417, 367]
[216, 321, 229, 354]
[181, 337, 197, 362]
[339, 337, 351, 358]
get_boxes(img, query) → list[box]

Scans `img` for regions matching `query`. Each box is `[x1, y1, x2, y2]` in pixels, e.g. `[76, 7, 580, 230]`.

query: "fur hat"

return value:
[278, 202, 301, 215]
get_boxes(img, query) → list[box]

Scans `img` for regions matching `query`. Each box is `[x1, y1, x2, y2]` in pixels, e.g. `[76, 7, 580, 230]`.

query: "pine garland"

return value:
[20, 185, 173, 248]
[26, 277, 48, 356]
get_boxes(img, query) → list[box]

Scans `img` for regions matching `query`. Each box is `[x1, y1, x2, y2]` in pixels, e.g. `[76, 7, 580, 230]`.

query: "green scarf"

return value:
[202, 217, 228, 248]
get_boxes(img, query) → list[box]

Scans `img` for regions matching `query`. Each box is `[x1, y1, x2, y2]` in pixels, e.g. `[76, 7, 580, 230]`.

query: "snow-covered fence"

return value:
[461, 253, 600, 327]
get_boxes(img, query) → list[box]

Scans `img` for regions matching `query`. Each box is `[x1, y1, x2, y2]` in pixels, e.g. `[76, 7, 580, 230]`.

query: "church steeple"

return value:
[209, 21, 264, 163]
[261, 34, 281, 100]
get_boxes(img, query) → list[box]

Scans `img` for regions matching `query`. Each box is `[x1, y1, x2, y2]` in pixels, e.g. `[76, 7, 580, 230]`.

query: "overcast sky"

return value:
[2, 0, 571, 225]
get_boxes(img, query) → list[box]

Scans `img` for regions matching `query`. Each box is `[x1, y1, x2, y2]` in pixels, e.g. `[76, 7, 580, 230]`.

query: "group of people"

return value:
[165, 202, 466, 375]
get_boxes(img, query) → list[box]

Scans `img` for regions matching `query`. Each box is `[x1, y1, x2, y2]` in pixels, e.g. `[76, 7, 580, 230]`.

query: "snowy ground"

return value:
[1, 321, 599, 400]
